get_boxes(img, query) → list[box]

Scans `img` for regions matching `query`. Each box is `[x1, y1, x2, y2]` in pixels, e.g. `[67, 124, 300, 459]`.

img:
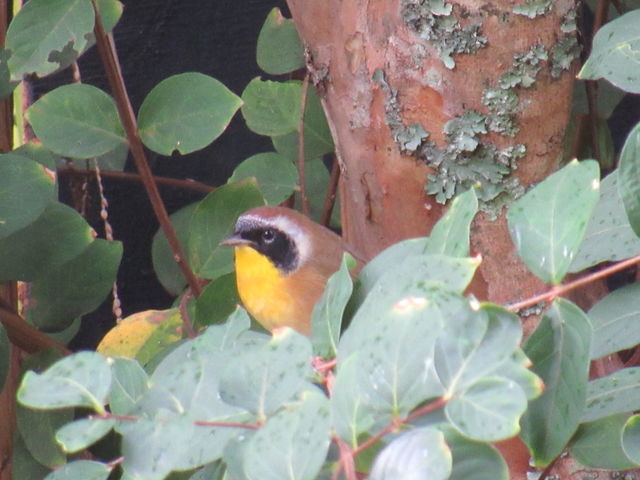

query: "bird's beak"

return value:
[219, 233, 250, 247]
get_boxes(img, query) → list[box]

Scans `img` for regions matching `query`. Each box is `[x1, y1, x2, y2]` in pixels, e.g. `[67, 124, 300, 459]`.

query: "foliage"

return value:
[2, 1, 640, 479]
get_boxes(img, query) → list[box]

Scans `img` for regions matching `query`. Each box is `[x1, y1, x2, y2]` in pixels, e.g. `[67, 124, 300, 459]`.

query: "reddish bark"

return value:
[287, 0, 574, 308]
[287, 0, 579, 477]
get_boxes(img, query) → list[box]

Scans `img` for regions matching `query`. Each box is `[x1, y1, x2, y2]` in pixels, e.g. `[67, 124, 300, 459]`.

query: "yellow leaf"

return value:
[97, 309, 183, 364]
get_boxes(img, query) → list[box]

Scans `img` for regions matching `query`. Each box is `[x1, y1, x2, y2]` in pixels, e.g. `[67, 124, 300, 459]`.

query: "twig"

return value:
[59, 167, 215, 194]
[624, 347, 640, 367]
[352, 397, 448, 456]
[178, 289, 197, 339]
[194, 420, 260, 429]
[321, 156, 340, 227]
[537, 453, 562, 480]
[106, 457, 124, 469]
[0, 299, 70, 355]
[90, 1, 202, 296]
[592, 0, 610, 34]
[334, 437, 357, 480]
[297, 73, 311, 216]
[91, 412, 259, 430]
[507, 254, 640, 312]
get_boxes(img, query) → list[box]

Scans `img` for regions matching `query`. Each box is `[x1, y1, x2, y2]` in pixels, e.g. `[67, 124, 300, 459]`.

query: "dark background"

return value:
[31, 0, 288, 348]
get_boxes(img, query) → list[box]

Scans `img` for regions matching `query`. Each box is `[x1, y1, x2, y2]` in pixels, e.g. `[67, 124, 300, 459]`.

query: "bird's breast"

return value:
[233, 245, 316, 334]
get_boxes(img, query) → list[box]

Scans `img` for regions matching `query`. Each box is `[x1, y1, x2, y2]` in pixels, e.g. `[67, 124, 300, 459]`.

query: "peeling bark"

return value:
[287, 0, 582, 477]
[287, 0, 576, 304]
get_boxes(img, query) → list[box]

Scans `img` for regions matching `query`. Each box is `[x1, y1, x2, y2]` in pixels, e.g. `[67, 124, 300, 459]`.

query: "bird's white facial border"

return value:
[237, 213, 312, 268]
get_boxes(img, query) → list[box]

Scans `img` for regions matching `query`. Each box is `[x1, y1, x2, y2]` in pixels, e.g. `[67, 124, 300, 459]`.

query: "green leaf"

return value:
[120, 418, 199, 479]
[108, 357, 149, 416]
[311, 254, 354, 358]
[43, 460, 111, 480]
[219, 328, 313, 419]
[92, 141, 129, 171]
[188, 180, 264, 279]
[354, 237, 430, 304]
[0, 155, 55, 239]
[339, 293, 478, 422]
[195, 273, 241, 329]
[618, 122, 640, 236]
[570, 170, 640, 272]
[578, 10, 640, 93]
[331, 354, 375, 446]
[570, 414, 638, 470]
[241, 78, 301, 136]
[16, 403, 71, 468]
[507, 159, 600, 284]
[97, 309, 182, 365]
[446, 377, 527, 441]
[27, 239, 123, 331]
[370, 428, 452, 480]
[93, 0, 123, 34]
[583, 367, 640, 422]
[256, 8, 304, 75]
[360, 253, 480, 311]
[622, 414, 640, 465]
[119, 323, 256, 478]
[18, 351, 112, 412]
[13, 141, 60, 169]
[443, 427, 509, 480]
[428, 188, 478, 257]
[0, 202, 93, 282]
[271, 87, 334, 161]
[11, 431, 52, 480]
[497, 349, 544, 401]
[6, 0, 94, 79]
[228, 152, 298, 205]
[189, 462, 226, 480]
[151, 202, 197, 295]
[243, 390, 331, 480]
[520, 298, 592, 467]
[589, 283, 640, 359]
[435, 304, 522, 394]
[27, 84, 126, 158]
[56, 417, 116, 453]
[138, 72, 242, 155]
[0, 48, 18, 100]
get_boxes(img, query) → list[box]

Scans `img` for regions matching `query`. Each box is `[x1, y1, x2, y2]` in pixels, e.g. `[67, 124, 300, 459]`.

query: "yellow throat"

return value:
[233, 245, 298, 332]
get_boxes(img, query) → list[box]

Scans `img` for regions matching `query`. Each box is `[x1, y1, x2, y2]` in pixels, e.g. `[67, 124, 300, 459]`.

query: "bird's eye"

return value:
[261, 229, 275, 244]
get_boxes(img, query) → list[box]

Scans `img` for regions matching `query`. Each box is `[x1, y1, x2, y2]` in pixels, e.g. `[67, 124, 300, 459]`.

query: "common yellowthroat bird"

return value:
[221, 206, 358, 336]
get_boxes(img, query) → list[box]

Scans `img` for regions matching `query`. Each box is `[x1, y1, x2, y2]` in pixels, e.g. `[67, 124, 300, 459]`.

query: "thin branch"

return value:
[194, 420, 261, 430]
[352, 397, 448, 456]
[507, 254, 640, 312]
[91, 412, 259, 430]
[297, 73, 311, 216]
[178, 289, 197, 339]
[321, 156, 340, 227]
[537, 453, 562, 480]
[592, 0, 611, 34]
[58, 167, 215, 194]
[334, 437, 357, 480]
[90, 1, 202, 296]
[0, 299, 70, 355]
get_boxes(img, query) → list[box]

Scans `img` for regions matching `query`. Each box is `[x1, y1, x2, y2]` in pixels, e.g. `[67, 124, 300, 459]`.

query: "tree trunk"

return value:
[287, 0, 579, 477]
